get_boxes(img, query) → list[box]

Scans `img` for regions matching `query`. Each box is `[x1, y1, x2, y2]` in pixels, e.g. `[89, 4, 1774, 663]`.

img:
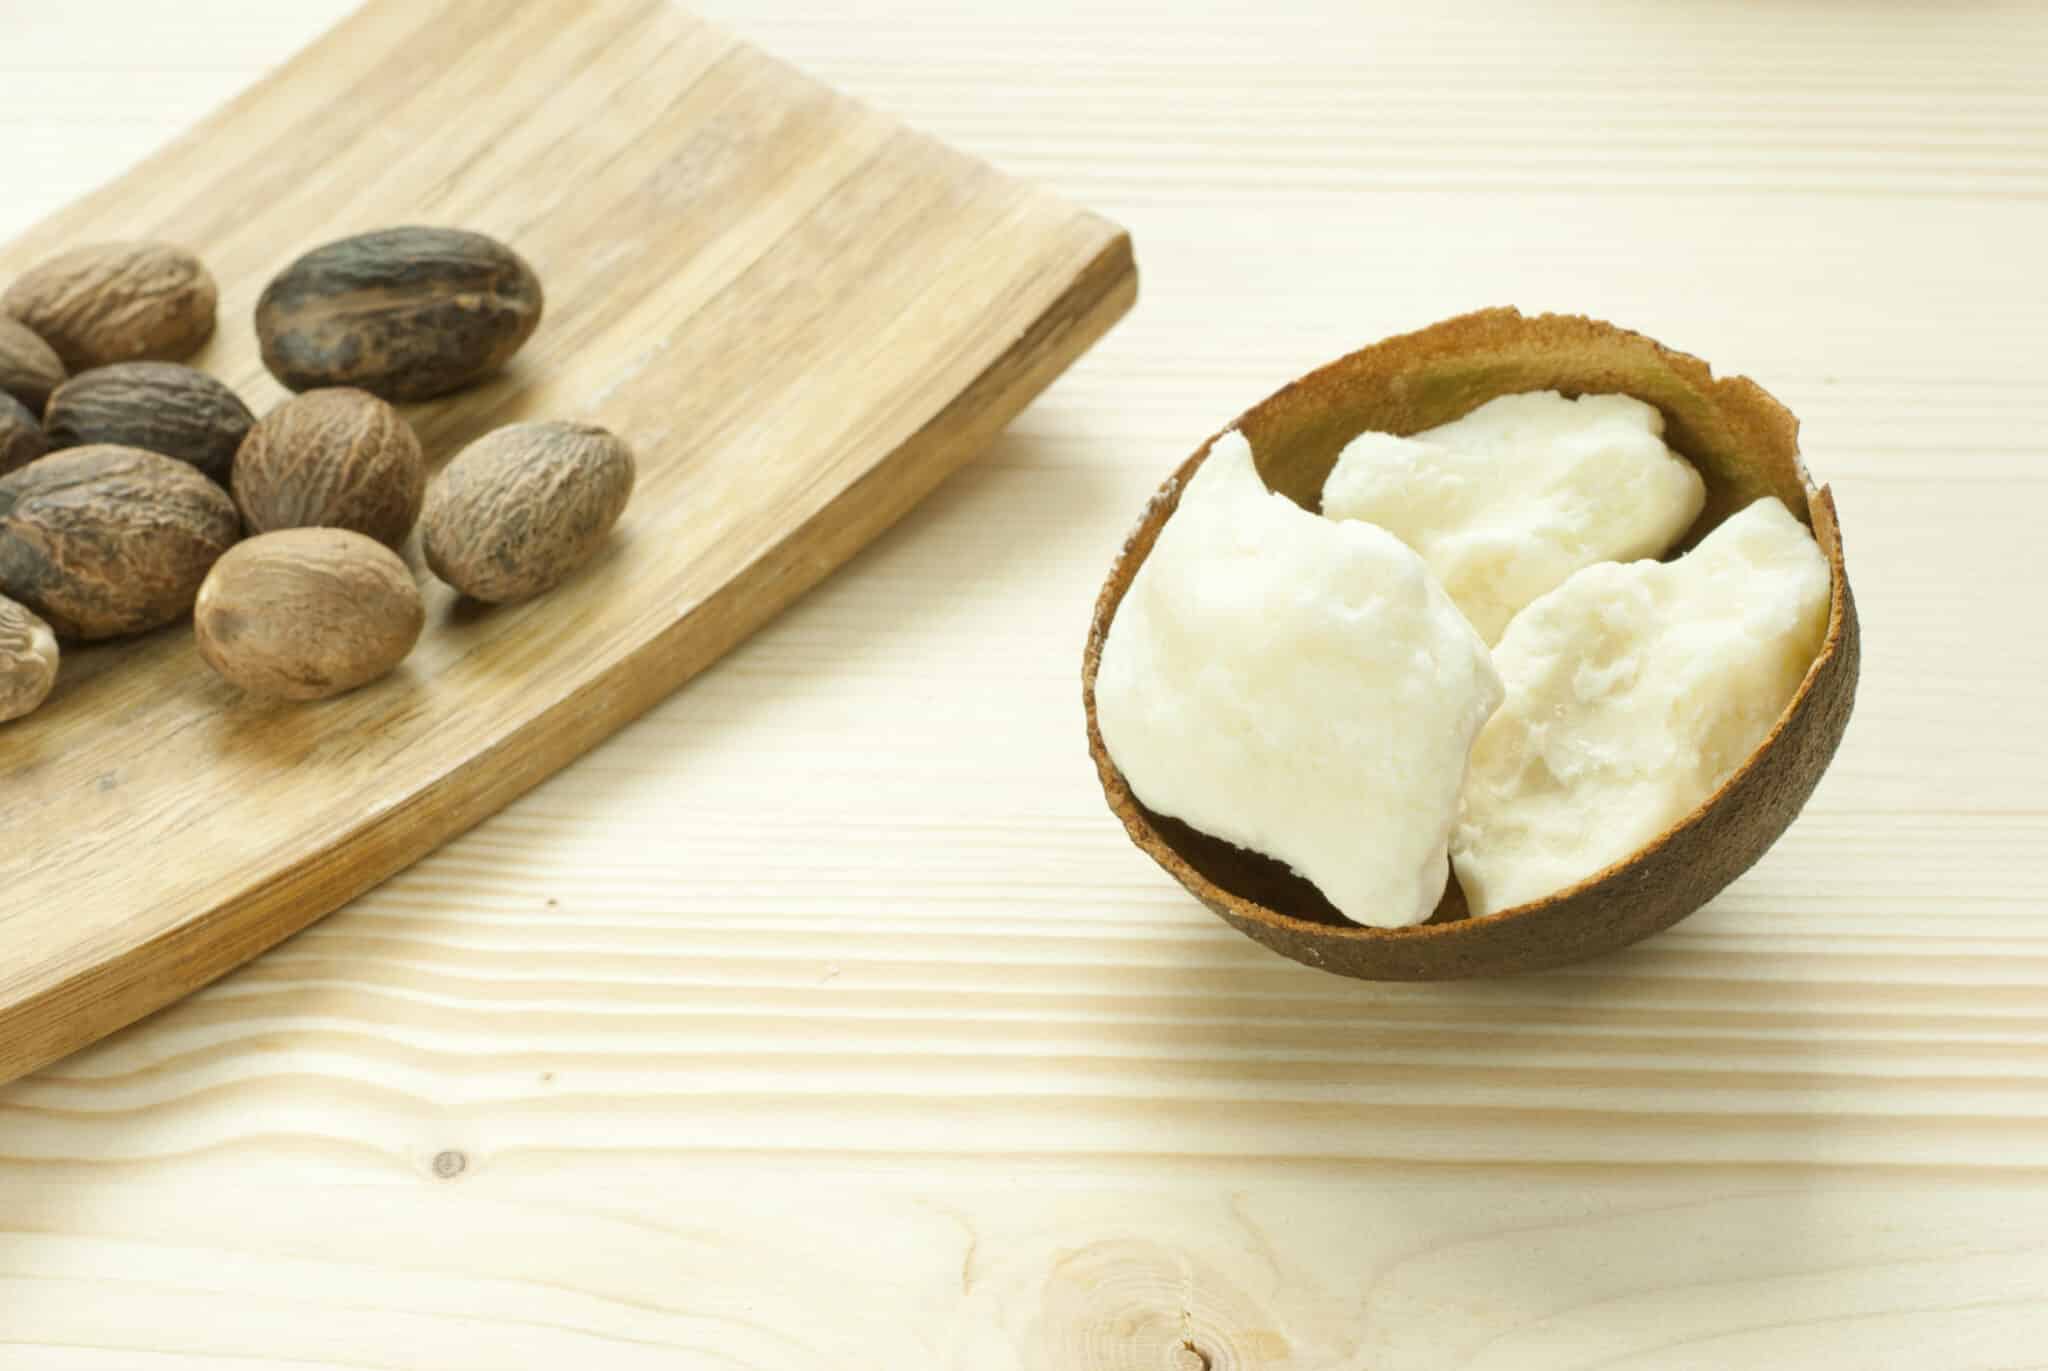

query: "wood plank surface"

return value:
[4, 0, 2047, 1367]
[0, 0, 1134, 1085]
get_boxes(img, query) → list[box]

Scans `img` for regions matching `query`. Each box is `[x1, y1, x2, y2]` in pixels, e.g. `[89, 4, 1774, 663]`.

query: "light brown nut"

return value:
[0, 593, 58, 723]
[421, 421, 634, 603]
[194, 528, 423, 700]
[0, 445, 241, 640]
[44, 362, 253, 487]
[1, 242, 218, 371]
[232, 388, 425, 547]
[0, 394, 47, 477]
[256, 227, 544, 402]
[0, 316, 66, 414]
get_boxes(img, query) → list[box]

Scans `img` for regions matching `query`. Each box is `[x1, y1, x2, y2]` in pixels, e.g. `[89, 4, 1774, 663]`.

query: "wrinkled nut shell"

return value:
[256, 226, 543, 402]
[0, 593, 58, 723]
[44, 362, 253, 487]
[422, 421, 634, 603]
[195, 528, 423, 701]
[0, 394, 48, 477]
[0, 316, 66, 414]
[233, 388, 425, 547]
[1, 242, 217, 371]
[1083, 307, 1860, 981]
[0, 445, 241, 640]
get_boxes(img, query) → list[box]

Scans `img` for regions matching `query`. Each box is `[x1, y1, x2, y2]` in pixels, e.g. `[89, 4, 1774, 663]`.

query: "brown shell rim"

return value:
[1080, 306, 1855, 953]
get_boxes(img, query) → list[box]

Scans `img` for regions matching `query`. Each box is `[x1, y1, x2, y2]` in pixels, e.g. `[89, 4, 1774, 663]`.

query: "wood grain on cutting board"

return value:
[0, 0, 1134, 1084]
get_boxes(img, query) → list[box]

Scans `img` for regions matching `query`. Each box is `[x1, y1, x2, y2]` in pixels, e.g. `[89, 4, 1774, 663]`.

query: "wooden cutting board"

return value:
[0, 0, 1134, 1085]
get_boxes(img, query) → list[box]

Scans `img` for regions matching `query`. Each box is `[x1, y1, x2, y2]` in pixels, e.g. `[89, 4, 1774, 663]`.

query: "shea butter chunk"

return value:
[1096, 431, 1503, 928]
[1451, 497, 1831, 916]
[1321, 392, 1706, 643]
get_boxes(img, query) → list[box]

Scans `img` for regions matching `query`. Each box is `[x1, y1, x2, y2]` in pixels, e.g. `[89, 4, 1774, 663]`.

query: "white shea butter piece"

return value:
[1095, 431, 1503, 928]
[1320, 391, 1707, 644]
[1451, 497, 1831, 916]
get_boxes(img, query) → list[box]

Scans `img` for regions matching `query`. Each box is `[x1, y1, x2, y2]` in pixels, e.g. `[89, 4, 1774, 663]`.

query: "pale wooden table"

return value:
[4, 2, 2046, 1367]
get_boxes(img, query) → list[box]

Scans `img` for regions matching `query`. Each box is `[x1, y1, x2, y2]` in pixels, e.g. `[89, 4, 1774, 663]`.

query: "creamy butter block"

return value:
[1095, 431, 1503, 928]
[1321, 391, 1707, 644]
[1451, 496, 1832, 916]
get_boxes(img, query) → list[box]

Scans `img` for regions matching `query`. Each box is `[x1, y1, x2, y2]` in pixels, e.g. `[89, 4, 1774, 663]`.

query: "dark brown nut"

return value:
[422, 421, 634, 603]
[194, 528, 423, 700]
[1, 242, 218, 371]
[0, 593, 58, 723]
[255, 227, 544, 402]
[232, 388, 425, 547]
[0, 445, 241, 640]
[0, 316, 66, 413]
[43, 362, 253, 487]
[1, 394, 47, 477]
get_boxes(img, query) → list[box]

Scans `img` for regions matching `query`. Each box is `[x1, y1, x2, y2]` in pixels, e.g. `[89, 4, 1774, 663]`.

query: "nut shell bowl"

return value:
[1082, 308, 1860, 979]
